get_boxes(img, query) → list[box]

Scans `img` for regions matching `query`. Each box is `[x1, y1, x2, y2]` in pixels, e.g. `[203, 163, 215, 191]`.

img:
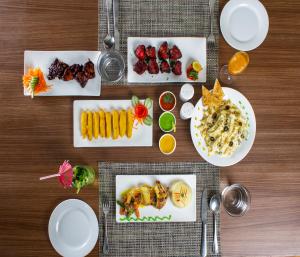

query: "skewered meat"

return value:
[169, 45, 182, 60]
[158, 41, 169, 60]
[84, 59, 95, 79]
[70, 64, 82, 76]
[146, 46, 156, 59]
[75, 71, 89, 88]
[62, 67, 74, 81]
[160, 60, 170, 73]
[172, 60, 182, 75]
[47, 58, 69, 80]
[135, 45, 146, 60]
[148, 59, 159, 74]
[134, 60, 148, 75]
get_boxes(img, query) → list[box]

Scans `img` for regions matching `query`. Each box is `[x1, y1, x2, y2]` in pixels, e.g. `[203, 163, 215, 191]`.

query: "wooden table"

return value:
[0, 0, 300, 256]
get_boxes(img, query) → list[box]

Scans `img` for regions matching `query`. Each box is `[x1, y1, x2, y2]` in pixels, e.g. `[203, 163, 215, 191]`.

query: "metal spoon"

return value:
[209, 194, 221, 254]
[103, 0, 115, 49]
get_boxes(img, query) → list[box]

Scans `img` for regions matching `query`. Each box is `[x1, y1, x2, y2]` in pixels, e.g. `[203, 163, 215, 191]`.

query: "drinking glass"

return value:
[219, 51, 249, 85]
[97, 50, 125, 82]
[221, 184, 251, 217]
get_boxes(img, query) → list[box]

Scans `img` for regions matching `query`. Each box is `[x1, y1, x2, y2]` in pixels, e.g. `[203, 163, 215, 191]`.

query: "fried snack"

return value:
[93, 111, 99, 139]
[87, 111, 93, 141]
[119, 109, 127, 137]
[112, 110, 119, 140]
[202, 80, 224, 108]
[99, 109, 106, 138]
[202, 86, 211, 106]
[127, 108, 134, 138]
[80, 111, 87, 139]
[105, 111, 112, 138]
[212, 79, 224, 101]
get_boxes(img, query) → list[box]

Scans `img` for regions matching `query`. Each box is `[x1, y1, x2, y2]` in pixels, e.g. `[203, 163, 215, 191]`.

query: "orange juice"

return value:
[228, 51, 249, 75]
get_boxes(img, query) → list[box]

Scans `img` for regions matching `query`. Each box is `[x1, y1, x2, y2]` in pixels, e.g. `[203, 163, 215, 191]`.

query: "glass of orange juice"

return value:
[219, 51, 249, 84]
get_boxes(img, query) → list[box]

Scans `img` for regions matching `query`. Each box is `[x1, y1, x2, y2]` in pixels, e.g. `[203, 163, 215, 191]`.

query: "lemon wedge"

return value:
[192, 61, 202, 73]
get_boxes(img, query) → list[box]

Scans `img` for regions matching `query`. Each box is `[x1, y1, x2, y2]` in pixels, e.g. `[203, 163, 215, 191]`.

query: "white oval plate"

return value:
[48, 199, 99, 257]
[190, 87, 256, 167]
[220, 0, 269, 51]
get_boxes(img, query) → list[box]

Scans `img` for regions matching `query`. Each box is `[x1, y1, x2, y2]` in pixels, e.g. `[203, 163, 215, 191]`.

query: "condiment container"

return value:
[159, 134, 176, 155]
[179, 83, 194, 102]
[180, 102, 195, 120]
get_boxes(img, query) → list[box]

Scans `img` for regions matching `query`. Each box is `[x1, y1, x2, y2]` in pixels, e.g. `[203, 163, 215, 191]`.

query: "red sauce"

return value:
[160, 92, 175, 111]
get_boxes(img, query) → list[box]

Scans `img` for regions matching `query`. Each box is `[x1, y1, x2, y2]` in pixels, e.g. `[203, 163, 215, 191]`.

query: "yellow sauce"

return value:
[159, 134, 176, 154]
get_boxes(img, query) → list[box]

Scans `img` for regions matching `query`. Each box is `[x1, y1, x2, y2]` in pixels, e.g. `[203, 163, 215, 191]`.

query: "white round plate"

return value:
[48, 199, 99, 257]
[190, 87, 256, 167]
[220, 0, 269, 51]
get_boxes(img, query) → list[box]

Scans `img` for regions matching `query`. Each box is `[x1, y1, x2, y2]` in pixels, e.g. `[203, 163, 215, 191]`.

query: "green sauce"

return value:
[159, 112, 175, 132]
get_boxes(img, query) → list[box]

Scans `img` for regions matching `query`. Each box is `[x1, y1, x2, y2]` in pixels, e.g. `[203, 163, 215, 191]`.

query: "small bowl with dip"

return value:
[159, 111, 176, 132]
[159, 134, 176, 155]
[159, 91, 176, 112]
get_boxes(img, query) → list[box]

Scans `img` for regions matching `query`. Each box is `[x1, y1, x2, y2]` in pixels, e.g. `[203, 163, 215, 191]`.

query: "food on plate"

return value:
[127, 108, 134, 138]
[23, 67, 50, 98]
[186, 60, 203, 81]
[112, 110, 120, 140]
[93, 112, 99, 139]
[105, 111, 112, 138]
[160, 60, 170, 73]
[170, 180, 192, 208]
[158, 41, 169, 60]
[133, 60, 147, 75]
[159, 112, 176, 132]
[133, 42, 182, 76]
[99, 109, 106, 138]
[169, 45, 182, 60]
[171, 60, 182, 75]
[198, 80, 248, 156]
[159, 134, 176, 155]
[146, 45, 156, 59]
[117, 181, 169, 218]
[47, 58, 95, 88]
[148, 59, 159, 74]
[81, 111, 87, 139]
[132, 96, 153, 126]
[119, 110, 127, 137]
[159, 91, 176, 111]
[135, 45, 146, 60]
[87, 111, 93, 141]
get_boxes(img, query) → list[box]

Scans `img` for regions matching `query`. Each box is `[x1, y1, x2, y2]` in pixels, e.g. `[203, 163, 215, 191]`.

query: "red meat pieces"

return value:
[146, 46, 156, 59]
[158, 41, 169, 60]
[169, 45, 182, 60]
[135, 45, 146, 60]
[148, 59, 159, 74]
[172, 60, 182, 75]
[133, 60, 147, 75]
[160, 60, 170, 73]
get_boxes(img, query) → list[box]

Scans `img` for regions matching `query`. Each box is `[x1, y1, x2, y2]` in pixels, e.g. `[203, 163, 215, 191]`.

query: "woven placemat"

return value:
[98, 0, 219, 85]
[98, 162, 221, 257]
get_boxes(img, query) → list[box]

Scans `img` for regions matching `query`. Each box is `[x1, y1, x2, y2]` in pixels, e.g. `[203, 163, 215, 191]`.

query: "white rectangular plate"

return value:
[116, 174, 197, 223]
[73, 100, 153, 147]
[24, 51, 101, 96]
[127, 37, 206, 83]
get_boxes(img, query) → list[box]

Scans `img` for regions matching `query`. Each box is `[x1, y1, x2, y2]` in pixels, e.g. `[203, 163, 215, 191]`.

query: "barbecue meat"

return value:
[158, 41, 169, 60]
[135, 45, 146, 60]
[172, 60, 182, 75]
[169, 45, 182, 60]
[148, 59, 159, 74]
[146, 46, 156, 59]
[62, 67, 74, 81]
[83, 59, 95, 79]
[70, 64, 82, 76]
[47, 58, 69, 80]
[160, 60, 170, 73]
[75, 71, 89, 88]
[133, 60, 147, 75]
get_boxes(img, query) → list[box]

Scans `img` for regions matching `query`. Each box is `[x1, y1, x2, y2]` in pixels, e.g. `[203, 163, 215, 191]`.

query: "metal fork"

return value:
[207, 0, 216, 48]
[102, 197, 110, 254]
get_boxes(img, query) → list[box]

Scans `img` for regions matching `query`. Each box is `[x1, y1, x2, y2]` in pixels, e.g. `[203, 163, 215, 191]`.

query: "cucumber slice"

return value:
[143, 115, 153, 126]
[144, 98, 153, 109]
[131, 95, 139, 107]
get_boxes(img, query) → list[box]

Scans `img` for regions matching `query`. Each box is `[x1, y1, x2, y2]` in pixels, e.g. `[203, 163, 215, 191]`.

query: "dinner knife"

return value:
[201, 188, 208, 257]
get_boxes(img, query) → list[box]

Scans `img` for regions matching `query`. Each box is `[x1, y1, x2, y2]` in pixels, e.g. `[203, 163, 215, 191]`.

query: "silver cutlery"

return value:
[209, 194, 221, 254]
[207, 0, 216, 47]
[102, 197, 110, 254]
[201, 188, 208, 257]
[103, 0, 115, 49]
[112, 0, 120, 51]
